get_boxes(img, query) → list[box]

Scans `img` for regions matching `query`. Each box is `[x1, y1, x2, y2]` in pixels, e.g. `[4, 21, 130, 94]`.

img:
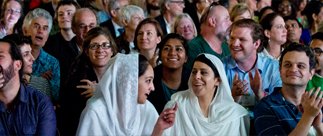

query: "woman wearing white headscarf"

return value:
[76, 54, 177, 136]
[162, 53, 250, 135]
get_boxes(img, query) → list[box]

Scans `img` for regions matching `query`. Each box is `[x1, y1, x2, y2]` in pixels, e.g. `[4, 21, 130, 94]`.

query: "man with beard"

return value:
[224, 19, 282, 118]
[306, 32, 323, 91]
[146, 0, 161, 18]
[284, 16, 303, 46]
[254, 43, 323, 135]
[0, 39, 56, 135]
[185, 3, 232, 69]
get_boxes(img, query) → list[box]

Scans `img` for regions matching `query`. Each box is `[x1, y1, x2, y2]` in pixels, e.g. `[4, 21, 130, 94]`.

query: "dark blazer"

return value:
[148, 64, 190, 114]
[100, 19, 117, 38]
[115, 32, 131, 54]
[155, 14, 167, 35]
[188, 11, 201, 34]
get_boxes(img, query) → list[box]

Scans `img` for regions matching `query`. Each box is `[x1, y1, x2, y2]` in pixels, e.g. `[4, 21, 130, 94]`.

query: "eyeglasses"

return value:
[279, 5, 291, 9]
[6, 8, 20, 15]
[312, 48, 323, 56]
[170, 0, 185, 5]
[203, 2, 220, 23]
[199, 0, 212, 3]
[89, 43, 111, 50]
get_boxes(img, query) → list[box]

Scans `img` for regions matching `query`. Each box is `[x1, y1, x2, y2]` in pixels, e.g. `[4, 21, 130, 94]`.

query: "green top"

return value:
[161, 81, 178, 102]
[185, 35, 231, 70]
[306, 74, 323, 91]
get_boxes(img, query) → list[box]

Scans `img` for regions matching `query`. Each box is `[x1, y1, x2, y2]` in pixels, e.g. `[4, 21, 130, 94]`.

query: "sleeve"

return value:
[269, 63, 282, 94]
[76, 109, 106, 136]
[36, 96, 57, 135]
[49, 57, 61, 101]
[254, 101, 286, 136]
[184, 40, 202, 71]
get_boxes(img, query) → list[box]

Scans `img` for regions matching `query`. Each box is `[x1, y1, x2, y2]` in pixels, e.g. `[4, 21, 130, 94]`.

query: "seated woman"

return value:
[77, 54, 177, 135]
[161, 54, 249, 135]
[133, 18, 163, 68]
[116, 5, 144, 54]
[0, 0, 24, 38]
[229, 3, 254, 22]
[3, 34, 52, 101]
[148, 33, 190, 114]
[59, 27, 117, 135]
[172, 13, 197, 41]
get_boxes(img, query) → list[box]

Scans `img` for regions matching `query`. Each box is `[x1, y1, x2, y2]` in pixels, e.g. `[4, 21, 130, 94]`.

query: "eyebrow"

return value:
[146, 76, 154, 79]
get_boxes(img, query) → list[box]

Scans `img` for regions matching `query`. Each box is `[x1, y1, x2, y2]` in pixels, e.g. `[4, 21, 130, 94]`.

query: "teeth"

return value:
[195, 84, 203, 85]
[97, 56, 104, 58]
[233, 49, 242, 51]
[168, 59, 177, 61]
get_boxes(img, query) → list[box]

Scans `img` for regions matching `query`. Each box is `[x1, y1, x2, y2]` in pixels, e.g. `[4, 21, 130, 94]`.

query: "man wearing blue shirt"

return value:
[0, 39, 56, 135]
[223, 19, 282, 115]
[254, 43, 323, 135]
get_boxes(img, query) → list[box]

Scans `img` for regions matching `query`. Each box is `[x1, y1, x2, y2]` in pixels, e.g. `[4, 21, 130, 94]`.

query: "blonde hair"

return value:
[229, 3, 254, 22]
[171, 13, 198, 38]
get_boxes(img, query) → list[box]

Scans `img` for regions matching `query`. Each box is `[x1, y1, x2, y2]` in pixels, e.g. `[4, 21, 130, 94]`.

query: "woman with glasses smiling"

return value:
[0, 0, 24, 39]
[59, 27, 117, 135]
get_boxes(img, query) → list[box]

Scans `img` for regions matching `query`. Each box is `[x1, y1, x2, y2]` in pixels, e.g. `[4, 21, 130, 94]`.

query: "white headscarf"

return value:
[76, 54, 159, 136]
[163, 53, 250, 135]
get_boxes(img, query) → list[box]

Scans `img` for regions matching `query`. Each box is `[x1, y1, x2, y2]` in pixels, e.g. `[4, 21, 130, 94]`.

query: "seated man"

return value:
[0, 39, 56, 135]
[283, 16, 303, 46]
[224, 19, 282, 117]
[254, 43, 322, 135]
[307, 32, 323, 91]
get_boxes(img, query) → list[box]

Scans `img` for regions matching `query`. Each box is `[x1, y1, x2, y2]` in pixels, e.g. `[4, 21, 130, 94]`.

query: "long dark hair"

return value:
[259, 13, 280, 52]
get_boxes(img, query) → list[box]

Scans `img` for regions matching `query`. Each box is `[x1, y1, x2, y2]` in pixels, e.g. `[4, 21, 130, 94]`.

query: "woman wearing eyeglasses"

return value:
[59, 27, 117, 135]
[0, 0, 24, 39]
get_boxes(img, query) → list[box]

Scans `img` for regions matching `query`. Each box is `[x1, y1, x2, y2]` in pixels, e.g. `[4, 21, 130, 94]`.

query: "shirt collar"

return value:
[36, 48, 47, 66]
[112, 20, 122, 31]
[226, 54, 264, 73]
[269, 87, 284, 104]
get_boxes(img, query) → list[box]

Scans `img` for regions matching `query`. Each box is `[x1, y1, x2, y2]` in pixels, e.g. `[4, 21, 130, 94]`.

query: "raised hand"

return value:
[301, 87, 323, 118]
[249, 68, 264, 100]
[77, 79, 97, 98]
[152, 103, 178, 136]
[231, 73, 249, 102]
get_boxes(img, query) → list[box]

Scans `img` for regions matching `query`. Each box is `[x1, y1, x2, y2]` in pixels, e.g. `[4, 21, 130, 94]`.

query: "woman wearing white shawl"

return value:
[163, 53, 250, 135]
[76, 54, 177, 136]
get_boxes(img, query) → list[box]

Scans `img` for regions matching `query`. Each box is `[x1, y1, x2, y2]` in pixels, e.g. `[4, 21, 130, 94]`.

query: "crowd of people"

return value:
[0, 0, 323, 135]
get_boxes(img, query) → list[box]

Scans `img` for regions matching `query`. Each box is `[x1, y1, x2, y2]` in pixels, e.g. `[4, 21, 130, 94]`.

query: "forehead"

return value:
[58, 4, 76, 12]
[6, 0, 21, 9]
[213, 6, 228, 17]
[282, 51, 309, 64]
[280, 0, 291, 5]
[89, 35, 109, 43]
[230, 26, 253, 38]
[165, 38, 183, 46]
[179, 17, 191, 24]
[139, 23, 156, 31]
[272, 16, 284, 25]
[75, 10, 96, 23]
[310, 39, 323, 48]
[31, 17, 49, 26]
[131, 12, 144, 17]
[0, 42, 10, 53]
[285, 19, 298, 25]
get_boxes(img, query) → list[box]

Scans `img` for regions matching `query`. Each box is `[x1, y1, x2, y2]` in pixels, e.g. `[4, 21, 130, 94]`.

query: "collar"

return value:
[36, 48, 47, 66]
[269, 87, 285, 104]
[112, 20, 122, 31]
[226, 54, 264, 73]
[0, 83, 27, 113]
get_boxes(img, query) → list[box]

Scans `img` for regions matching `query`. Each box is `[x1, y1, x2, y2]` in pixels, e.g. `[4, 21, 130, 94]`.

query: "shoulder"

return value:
[259, 56, 280, 69]
[24, 85, 53, 106]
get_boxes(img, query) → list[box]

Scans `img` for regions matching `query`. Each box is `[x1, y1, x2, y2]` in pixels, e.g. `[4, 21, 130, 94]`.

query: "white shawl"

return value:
[163, 53, 250, 136]
[76, 54, 159, 136]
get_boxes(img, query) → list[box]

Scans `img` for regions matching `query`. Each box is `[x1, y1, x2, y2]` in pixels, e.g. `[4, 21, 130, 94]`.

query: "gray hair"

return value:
[71, 8, 100, 27]
[160, 0, 172, 14]
[172, 13, 198, 37]
[109, 0, 120, 14]
[23, 8, 53, 33]
[119, 5, 144, 27]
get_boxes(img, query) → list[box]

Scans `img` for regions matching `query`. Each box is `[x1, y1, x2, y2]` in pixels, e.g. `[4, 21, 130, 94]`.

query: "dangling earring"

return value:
[268, 39, 270, 43]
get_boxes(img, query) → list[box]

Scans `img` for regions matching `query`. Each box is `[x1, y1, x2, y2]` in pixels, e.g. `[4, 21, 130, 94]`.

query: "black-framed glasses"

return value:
[199, 0, 212, 3]
[170, 0, 185, 5]
[312, 48, 323, 56]
[203, 2, 220, 23]
[89, 43, 111, 50]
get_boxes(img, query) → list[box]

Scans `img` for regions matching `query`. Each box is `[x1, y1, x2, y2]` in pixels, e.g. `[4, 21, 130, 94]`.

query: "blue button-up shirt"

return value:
[223, 55, 282, 94]
[32, 48, 60, 101]
[0, 83, 56, 135]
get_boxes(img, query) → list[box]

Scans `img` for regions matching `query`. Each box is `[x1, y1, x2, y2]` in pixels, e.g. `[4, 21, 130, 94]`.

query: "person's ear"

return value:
[111, 10, 118, 18]
[313, 13, 317, 22]
[23, 28, 28, 36]
[309, 68, 315, 80]
[123, 19, 128, 27]
[85, 49, 89, 56]
[209, 18, 216, 27]
[156, 36, 161, 44]
[264, 29, 270, 39]
[214, 77, 222, 87]
[72, 26, 76, 34]
[253, 39, 261, 50]
[14, 60, 22, 72]
[165, 2, 171, 10]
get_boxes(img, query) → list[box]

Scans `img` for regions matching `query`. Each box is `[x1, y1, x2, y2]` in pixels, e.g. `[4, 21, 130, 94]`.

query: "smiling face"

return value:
[278, 0, 292, 17]
[137, 23, 161, 51]
[280, 51, 314, 87]
[126, 12, 144, 32]
[191, 61, 220, 98]
[20, 44, 35, 74]
[86, 35, 113, 68]
[176, 17, 195, 41]
[57, 4, 76, 30]
[233, 11, 251, 22]
[24, 17, 49, 48]
[266, 16, 287, 45]
[161, 38, 187, 70]
[4, 1, 21, 26]
[138, 64, 154, 104]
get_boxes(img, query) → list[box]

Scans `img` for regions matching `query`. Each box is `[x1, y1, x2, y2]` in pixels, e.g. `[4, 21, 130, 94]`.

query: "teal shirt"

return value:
[185, 35, 231, 70]
[161, 81, 178, 102]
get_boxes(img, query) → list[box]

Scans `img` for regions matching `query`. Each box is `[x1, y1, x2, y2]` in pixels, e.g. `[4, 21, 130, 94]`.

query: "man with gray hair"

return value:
[23, 8, 61, 103]
[155, 0, 185, 35]
[100, 0, 129, 38]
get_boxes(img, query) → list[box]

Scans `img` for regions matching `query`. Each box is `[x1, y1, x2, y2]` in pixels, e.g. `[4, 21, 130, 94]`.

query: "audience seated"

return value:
[254, 43, 321, 135]
[277, 0, 296, 18]
[185, 3, 232, 69]
[259, 13, 287, 62]
[230, 3, 253, 22]
[190, 0, 211, 33]
[283, 16, 303, 47]
[161, 54, 249, 135]
[148, 33, 190, 114]
[224, 19, 282, 117]
[306, 32, 323, 92]
[155, 0, 185, 35]
[77, 54, 177, 135]
[134, 18, 163, 68]
[60, 27, 117, 135]
[115, 5, 144, 54]
[0, 0, 24, 39]
[3, 34, 52, 101]
[100, 0, 129, 38]
[172, 13, 197, 41]
[22, 8, 60, 103]
[146, 0, 161, 18]
[0, 39, 56, 135]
